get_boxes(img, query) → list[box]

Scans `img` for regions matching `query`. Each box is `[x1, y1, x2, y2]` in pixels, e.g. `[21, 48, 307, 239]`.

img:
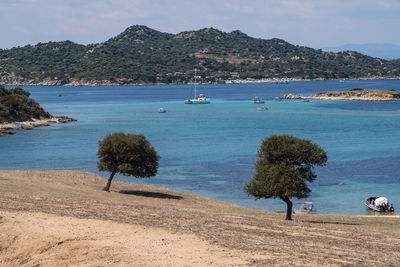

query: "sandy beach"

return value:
[1, 170, 400, 266]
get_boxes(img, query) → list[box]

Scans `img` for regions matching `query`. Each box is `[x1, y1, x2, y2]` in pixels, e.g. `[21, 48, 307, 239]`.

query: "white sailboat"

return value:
[185, 69, 210, 104]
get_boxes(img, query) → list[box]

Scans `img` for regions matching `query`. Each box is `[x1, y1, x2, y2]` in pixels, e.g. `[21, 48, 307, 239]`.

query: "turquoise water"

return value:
[1, 80, 400, 215]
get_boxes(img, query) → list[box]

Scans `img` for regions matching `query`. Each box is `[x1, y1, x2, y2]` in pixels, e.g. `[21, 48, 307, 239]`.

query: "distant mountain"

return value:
[0, 25, 399, 86]
[322, 44, 400, 60]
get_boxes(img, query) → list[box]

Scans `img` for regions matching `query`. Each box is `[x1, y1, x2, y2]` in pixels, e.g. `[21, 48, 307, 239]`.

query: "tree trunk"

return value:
[280, 196, 293, 220]
[104, 170, 117, 192]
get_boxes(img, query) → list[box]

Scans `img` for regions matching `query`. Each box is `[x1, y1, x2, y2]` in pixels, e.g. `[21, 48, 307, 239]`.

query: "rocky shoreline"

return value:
[283, 89, 400, 101]
[1, 74, 399, 87]
[0, 116, 76, 137]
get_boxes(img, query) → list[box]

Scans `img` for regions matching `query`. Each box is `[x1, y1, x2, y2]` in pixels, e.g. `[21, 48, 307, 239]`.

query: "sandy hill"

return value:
[0, 170, 399, 266]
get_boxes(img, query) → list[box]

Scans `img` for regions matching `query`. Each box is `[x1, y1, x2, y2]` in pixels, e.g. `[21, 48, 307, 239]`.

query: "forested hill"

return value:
[0, 86, 51, 123]
[0, 25, 399, 86]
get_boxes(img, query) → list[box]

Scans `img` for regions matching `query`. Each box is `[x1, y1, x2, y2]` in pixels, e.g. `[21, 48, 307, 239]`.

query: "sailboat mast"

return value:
[194, 69, 197, 98]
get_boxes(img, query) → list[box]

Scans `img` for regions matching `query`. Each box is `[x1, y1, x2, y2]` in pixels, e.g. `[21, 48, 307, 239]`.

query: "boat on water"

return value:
[294, 202, 315, 214]
[158, 108, 166, 113]
[185, 69, 210, 104]
[253, 96, 265, 104]
[365, 197, 394, 212]
[257, 105, 268, 111]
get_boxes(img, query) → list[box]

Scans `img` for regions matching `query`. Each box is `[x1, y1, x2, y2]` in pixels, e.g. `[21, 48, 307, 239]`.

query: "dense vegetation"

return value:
[1, 25, 399, 85]
[0, 85, 51, 123]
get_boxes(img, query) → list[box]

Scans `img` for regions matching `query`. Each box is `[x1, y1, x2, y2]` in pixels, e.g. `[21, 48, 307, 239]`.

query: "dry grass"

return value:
[1, 170, 400, 266]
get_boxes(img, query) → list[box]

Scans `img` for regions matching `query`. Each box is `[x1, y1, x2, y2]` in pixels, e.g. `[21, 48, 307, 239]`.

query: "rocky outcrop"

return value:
[283, 89, 400, 101]
[308, 89, 400, 101]
[55, 116, 77, 123]
[0, 116, 76, 137]
[282, 93, 305, 99]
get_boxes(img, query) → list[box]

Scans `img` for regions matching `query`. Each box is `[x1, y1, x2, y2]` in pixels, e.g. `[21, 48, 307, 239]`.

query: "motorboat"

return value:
[257, 105, 268, 111]
[294, 202, 315, 214]
[158, 108, 166, 113]
[185, 69, 210, 104]
[253, 96, 265, 104]
[365, 197, 394, 212]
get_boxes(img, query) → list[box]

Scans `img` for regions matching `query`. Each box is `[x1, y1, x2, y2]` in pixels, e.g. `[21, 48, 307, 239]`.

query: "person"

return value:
[388, 204, 394, 212]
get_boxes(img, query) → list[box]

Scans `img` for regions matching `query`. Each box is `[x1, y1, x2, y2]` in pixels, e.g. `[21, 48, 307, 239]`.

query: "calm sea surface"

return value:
[1, 80, 400, 215]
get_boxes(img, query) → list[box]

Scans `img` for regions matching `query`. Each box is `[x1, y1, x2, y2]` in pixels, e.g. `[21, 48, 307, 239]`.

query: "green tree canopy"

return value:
[97, 132, 160, 191]
[8, 87, 31, 97]
[244, 135, 327, 220]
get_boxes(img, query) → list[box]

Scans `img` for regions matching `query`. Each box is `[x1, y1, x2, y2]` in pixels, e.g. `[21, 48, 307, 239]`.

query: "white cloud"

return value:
[1, 0, 399, 49]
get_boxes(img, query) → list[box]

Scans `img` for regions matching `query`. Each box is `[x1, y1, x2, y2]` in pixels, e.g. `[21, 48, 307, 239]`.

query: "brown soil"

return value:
[1, 170, 399, 266]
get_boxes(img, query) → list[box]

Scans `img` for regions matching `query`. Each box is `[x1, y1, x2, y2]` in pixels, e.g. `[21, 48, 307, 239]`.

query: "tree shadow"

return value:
[119, 190, 183, 200]
[302, 220, 360, 226]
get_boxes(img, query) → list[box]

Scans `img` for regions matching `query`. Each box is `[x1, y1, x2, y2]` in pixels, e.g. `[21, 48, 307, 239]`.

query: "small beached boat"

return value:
[294, 202, 315, 214]
[365, 197, 394, 212]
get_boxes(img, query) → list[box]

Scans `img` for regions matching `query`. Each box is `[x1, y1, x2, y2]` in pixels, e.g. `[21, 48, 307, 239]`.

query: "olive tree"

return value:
[244, 135, 327, 220]
[97, 132, 160, 191]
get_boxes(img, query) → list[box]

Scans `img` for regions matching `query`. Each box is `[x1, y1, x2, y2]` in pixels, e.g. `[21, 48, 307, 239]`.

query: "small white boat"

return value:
[294, 202, 315, 214]
[185, 93, 210, 104]
[253, 96, 265, 104]
[158, 108, 166, 113]
[185, 69, 210, 104]
[257, 105, 268, 111]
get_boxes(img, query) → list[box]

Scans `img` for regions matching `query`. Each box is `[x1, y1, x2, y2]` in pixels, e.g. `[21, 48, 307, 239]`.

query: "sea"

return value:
[1, 80, 399, 215]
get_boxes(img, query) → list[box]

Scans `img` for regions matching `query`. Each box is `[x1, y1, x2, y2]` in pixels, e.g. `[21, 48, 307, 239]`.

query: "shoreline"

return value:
[0, 116, 76, 136]
[2, 77, 400, 87]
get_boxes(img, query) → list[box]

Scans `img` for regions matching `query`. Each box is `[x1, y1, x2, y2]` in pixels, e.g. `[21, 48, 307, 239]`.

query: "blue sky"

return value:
[1, 0, 400, 49]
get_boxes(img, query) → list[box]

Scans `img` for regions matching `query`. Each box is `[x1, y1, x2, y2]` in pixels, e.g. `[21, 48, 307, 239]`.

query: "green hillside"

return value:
[0, 86, 51, 123]
[0, 25, 399, 85]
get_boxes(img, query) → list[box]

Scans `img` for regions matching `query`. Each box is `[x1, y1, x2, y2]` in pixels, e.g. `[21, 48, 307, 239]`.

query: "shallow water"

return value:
[1, 80, 400, 215]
